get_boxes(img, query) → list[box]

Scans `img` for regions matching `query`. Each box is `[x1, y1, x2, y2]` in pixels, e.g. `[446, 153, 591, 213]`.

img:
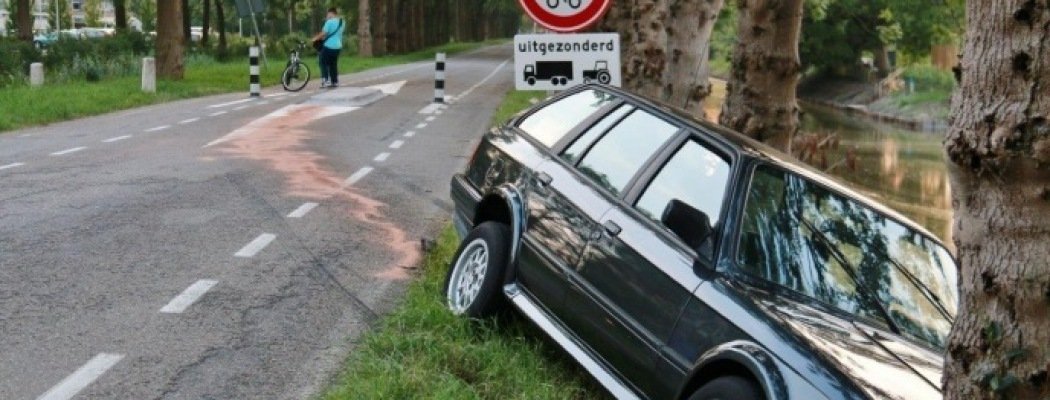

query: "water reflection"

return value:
[800, 105, 953, 245]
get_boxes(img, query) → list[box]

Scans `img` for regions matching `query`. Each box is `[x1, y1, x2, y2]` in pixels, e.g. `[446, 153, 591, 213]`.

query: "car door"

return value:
[513, 89, 620, 310]
[563, 136, 735, 398]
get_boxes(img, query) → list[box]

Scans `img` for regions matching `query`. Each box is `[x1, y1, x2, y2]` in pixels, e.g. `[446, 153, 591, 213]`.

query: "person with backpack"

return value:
[312, 7, 345, 89]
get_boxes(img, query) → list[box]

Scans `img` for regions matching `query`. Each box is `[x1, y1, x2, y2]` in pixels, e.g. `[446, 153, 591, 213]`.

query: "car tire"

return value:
[688, 376, 763, 400]
[443, 222, 511, 318]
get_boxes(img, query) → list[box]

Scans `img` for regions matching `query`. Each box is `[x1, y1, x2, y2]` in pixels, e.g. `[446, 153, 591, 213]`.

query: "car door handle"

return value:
[535, 171, 553, 187]
[601, 220, 622, 237]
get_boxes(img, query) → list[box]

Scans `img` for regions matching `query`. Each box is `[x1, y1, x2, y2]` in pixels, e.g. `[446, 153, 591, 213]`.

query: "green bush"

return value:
[902, 64, 956, 93]
[0, 38, 42, 87]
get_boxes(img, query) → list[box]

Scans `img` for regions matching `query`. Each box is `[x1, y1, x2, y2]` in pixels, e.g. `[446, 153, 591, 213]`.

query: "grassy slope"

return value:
[320, 90, 601, 400]
[0, 41, 498, 133]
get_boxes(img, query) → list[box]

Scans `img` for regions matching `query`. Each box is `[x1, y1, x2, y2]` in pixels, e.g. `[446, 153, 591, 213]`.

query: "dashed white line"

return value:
[208, 98, 254, 108]
[454, 59, 510, 102]
[415, 123, 427, 129]
[209, 111, 228, 117]
[418, 103, 444, 114]
[159, 280, 218, 314]
[234, 233, 277, 258]
[102, 135, 132, 143]
[404, 131, 416, 137]
[425, 116, 436, 122]
[178, 117, 200, 124]
[234, 105, 250, 111]
[1, 162, 25, 170]
[343, 166, 374, 186]
[50, 147, 87, 156]
[265, 93, 288, 99]
[258, 100, 270, 105]
[389, 140, 404, 149]
[36, 353, 124, 400]
[145, 125, 171, 132]
[287, 202, 319, 218]
[374, 152, 390, 162]
[435, 110, 444, 115]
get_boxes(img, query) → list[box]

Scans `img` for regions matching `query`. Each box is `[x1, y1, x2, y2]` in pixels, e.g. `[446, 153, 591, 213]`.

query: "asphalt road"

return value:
[0, 44, 514, 400]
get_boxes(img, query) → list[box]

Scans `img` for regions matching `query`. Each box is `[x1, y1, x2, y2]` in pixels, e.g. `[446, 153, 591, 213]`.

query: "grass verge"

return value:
[320, 226, 602, 399]
[0, 40, 502, 133]
[489, 89, 545, 125]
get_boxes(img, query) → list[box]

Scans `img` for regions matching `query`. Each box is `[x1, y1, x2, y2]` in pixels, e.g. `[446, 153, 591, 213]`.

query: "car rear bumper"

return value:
[450, 173, 481, 238]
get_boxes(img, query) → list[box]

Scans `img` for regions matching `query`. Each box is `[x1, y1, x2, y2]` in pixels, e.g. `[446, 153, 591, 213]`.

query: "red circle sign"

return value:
[518, 0, 613, 33]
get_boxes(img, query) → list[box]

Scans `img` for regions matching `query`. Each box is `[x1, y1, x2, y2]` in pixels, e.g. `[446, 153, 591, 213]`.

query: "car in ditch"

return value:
[446, 84, 958, 400]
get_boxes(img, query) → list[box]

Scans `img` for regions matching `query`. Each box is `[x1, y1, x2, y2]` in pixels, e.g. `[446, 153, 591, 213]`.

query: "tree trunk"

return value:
[942, 1, 1050, 399]
[157, 0, 185, 79]
[598, 0, 670, 100]
[873, 44, 891, 78]
[718, 0, 803, 152]
[663, 0, 725, 115]
[15, 0, 31, 41]
[114, 0, 127, 31]
[181, 0, 191, 44]
[373, 0, 387, 56]
[216, 0, 227, 57]
[202, 0, 211, 47]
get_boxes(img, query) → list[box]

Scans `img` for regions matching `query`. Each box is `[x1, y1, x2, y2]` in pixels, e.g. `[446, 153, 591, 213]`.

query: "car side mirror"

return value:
[661, 199, 713, 252]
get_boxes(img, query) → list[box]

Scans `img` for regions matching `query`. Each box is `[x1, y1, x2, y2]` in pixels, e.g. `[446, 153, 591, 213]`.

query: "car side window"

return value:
[516, 89, 617, 148]
[635, 139, 731, 233]
[575, 110, 679, 196]
[561, 104, 634, 164]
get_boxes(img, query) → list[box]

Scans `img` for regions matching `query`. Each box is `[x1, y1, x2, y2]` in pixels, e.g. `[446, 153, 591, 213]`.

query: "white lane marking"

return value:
[102, 135, 132, 143]
[453, 59, 510, 102]
[233, 105, 250, 111]
[178, 117, 200, 124]
[287, 202, 319, 218]
[234, 233, 277, 258]
[145, 125, 171, 132]
[389, 140, 404, 149]
[343, 167, 373, 187]
[417, 103, 444, 114]
[265, 93, 288, 99]
[50, 147, 87, 156]
[344, 63, 428, 85]
[373, 152, 390, 162]
[159, 280, 218, 314]
[208, 98, 254, 108]
[289, 93, 300, 98]
[435, 110, 444, 115]
[204, 104, 358, 148]
[209, 111, 228, 117]
[415, 123, 427, 129]
[36, 353, 124, 400]
[0, 162, 25, 170]
[258, 100, 270, 105]
[403, 131, 416, 138]
[425, 116, 436, 122]
[368, 80, 407, 95]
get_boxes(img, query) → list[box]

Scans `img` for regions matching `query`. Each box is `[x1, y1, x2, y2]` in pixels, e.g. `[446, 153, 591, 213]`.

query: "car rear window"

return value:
[516, 89, 617, 148]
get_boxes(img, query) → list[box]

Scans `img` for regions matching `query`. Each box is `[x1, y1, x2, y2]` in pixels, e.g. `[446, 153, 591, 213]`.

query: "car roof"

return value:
[585, 84, 947, 248]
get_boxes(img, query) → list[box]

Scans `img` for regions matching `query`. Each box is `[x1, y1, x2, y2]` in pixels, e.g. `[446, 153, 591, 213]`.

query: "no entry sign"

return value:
[518, 0, 614, 33]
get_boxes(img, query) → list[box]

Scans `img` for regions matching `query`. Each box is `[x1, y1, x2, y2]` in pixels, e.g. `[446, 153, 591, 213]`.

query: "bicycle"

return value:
[282, 41, 311, 92]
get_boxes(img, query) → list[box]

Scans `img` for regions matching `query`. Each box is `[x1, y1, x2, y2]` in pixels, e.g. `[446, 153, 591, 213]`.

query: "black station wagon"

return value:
[446, 85, 958, 400]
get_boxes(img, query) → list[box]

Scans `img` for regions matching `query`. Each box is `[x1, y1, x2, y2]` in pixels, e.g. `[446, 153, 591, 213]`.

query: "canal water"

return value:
[799, 104, 953, 245]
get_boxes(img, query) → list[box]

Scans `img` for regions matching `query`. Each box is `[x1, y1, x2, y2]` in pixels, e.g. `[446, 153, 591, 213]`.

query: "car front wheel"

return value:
[688, 376, 763, 400]
[444, 222, 511, 318]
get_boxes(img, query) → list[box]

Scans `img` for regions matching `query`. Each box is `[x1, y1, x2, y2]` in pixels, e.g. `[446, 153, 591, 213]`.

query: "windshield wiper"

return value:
[798, 217, 903, 335]
[882, 256, 955, 323]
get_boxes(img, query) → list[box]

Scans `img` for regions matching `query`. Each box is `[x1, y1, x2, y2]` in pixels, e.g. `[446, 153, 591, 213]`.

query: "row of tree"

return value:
[356, 0, 518, 57]
[604, 1, 1048, 399]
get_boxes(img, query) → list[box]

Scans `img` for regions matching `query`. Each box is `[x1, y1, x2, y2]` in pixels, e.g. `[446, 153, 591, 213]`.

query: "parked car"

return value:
[446, 84, 958, 400]
[33, 32, 59, 48]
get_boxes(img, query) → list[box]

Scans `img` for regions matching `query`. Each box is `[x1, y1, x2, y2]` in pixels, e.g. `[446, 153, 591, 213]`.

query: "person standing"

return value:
[313, 7, 344, 88]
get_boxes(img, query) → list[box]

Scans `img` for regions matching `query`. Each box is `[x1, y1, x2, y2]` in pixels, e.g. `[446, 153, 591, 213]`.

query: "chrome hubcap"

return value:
[447, 239, 489, 314]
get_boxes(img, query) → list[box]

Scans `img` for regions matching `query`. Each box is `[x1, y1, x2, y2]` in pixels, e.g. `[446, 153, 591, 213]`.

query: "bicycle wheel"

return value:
[282, 62, 310, 92]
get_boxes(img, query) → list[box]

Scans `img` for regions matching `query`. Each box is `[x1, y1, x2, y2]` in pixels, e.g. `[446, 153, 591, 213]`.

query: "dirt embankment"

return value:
[798, 76, 949, 132]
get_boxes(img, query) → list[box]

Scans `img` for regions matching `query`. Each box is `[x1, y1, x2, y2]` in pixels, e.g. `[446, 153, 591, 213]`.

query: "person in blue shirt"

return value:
[312, 7, 345, 88]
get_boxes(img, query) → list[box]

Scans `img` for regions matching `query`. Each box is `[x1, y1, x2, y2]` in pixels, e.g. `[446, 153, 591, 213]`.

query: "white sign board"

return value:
[514, 33, 621, 91]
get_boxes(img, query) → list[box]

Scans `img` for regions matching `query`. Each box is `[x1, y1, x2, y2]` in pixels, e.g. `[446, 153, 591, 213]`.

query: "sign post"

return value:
[513, 0, 619, 91]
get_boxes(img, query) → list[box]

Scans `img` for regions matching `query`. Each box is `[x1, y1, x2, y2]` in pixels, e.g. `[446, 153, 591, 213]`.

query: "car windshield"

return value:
[737, 165, 958, 349]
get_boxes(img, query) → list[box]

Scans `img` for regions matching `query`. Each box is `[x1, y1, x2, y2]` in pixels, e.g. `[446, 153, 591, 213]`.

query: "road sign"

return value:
[514, 33, 621, 91]
[518, 0, 613, 33]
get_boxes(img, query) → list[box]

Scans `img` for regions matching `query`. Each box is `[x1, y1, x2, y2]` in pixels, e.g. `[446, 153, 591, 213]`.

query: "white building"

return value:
[0, 7, 8, 37]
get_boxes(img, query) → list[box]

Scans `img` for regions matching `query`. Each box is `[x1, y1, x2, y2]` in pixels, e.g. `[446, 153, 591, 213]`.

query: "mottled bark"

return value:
[358, 0, 373, 56]
[943, 1, 1050, 399]
[719, 0, 803, 152]
[156, 0, 185, 79]
[15, 0, 31, 41]
[664, 0, 725, 115]
[600, 0, 723, 115]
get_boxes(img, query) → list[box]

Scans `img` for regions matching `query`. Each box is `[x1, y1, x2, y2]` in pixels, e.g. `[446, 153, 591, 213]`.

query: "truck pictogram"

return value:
[523, 61, 574, 86]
